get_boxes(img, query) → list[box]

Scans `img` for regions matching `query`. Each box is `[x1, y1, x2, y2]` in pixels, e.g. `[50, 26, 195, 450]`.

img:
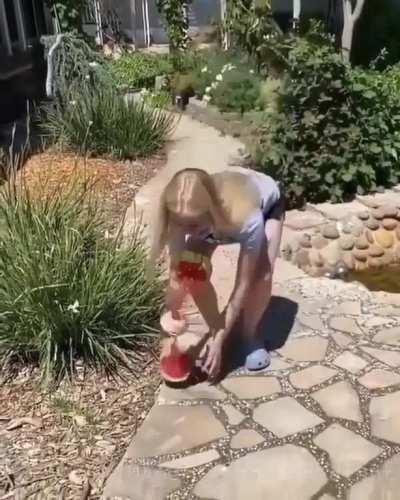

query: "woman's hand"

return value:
[203, 332, 225, 381]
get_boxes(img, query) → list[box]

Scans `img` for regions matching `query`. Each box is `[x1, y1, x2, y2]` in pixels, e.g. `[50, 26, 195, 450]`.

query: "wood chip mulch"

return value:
[0, 150, 166, 500]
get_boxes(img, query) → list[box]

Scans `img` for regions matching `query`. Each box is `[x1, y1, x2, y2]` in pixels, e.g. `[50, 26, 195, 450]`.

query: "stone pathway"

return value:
[103, 116, 400, 500]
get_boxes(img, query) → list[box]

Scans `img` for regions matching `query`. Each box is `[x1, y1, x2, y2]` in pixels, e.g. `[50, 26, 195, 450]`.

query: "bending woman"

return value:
[150, 166, 285, 380]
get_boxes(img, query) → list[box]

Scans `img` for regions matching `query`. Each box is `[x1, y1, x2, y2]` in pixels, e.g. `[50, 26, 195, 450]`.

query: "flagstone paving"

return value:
[103, 116, 400, 499]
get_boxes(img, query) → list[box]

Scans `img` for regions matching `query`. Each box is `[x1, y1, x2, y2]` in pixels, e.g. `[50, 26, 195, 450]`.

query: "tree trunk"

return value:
[341, 0, 366, 62]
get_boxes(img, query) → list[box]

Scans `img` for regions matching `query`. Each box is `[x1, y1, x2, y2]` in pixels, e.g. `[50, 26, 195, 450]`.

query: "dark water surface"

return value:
[344, 266, 400, 294]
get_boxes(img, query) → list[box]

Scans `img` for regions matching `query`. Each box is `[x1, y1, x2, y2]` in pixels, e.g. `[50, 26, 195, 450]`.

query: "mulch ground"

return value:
[0, 150, 166, 499]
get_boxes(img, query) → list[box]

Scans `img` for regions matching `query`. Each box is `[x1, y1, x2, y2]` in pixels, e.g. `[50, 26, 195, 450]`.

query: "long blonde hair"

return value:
[149, 168, 261, 264]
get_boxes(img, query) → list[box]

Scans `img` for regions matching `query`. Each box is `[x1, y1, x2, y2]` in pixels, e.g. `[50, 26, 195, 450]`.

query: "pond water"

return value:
[344, 266, 400, 294]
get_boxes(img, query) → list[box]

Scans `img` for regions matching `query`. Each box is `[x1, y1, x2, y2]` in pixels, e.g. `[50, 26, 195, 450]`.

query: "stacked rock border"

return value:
[282, 200, 400, 278]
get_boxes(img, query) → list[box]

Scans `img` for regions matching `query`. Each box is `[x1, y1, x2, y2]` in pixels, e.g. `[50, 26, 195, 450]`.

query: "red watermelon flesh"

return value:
[160, 352, 192, 382]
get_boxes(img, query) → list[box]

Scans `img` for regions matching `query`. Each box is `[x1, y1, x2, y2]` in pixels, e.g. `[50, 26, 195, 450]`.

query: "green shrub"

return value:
[256, 37, 400, 208]
[43, 85, 176, 159]
[110, 52, 173, 90]
[208, 68, 261, 113]
[0, 180, 164, 382]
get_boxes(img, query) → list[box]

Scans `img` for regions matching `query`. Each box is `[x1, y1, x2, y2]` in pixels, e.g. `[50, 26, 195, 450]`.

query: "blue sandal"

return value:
[245, 345, 271, 371]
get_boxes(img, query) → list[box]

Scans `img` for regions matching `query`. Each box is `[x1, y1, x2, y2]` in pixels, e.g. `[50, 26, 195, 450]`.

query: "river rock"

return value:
[371, 208, 385, 220]
[365, 218, 380, 231]
[369, 244, 385, 258]
[322, 224, 340, 239]
[396, 226, 400, 241]
[369, 257, 384, 268]
[342, 216, 364, 236]
[321, 243, 341, 267]
[300, 234, 312, 249]
[365, 230, 374, 244]
[382, 205, 398, 218]
[296, 249, 310, 268]
[355, 260, 368, 271]
[355, 235, 369, 250]
[382, 219, 398, 231]
[311, 235, 329, 250]
[339, 235, 355, 251]
[353, 249, 368, 262]
[357, 212, 370, 221]
[375, 229, 394, 249]
[309, 248, 324, 267]
[342, 252, 355, 270]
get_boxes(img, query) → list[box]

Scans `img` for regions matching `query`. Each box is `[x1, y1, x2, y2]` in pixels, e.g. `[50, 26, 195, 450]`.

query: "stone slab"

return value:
[357, 192, 400, 209]
[120, 405, 227, 459]
[314, 424, 381, 478]
[285, 209, 326, 231]
[312, 381, 362, 422]
[370, 391, 400, 444]
[332, 332, 353, 348]
[230, 429, 265, 449]
[331, 301, 362, 316]
[157, 382, 227, 404]
[221, 376, 281, 400]
[298, 314, 325, 331]
[373, 327, 400, 347]
[253, 397, 323, 438]
[194, 444, 327, 500]
[308, 201, 366, 221]
[348, 454, 400, 500]
[103, 465, 181, 499]
[278, 337, 329, 362]
[290, 365, 337, 390]
[358, 369, 400, 389]
[222, 404, 246, 426]
[333, 351, 368, 374]
[160, 449, 220, 469]
[361, 346, 400, 368]
[330, 317, 363, 336]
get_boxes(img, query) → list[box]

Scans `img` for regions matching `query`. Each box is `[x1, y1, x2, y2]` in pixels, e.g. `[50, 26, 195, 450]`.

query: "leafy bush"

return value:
[0, 180, 164, 382]
[110, 52, 173, 90]
[209, 68, 261, 113]
[256, 37, 400, 208]
[43, 85, 176, 159]
[41, 34, 111, 104]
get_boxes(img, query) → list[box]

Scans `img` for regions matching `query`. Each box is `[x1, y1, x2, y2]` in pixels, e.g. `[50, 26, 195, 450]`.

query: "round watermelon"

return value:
[160, 351, 192, 383]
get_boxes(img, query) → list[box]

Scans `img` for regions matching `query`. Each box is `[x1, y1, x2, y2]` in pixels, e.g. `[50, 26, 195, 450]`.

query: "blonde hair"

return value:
[149, 168, 261, 265]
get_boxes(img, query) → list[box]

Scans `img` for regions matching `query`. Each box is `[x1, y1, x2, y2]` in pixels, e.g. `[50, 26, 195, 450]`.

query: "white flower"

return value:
[201, 66, 208, 73]
[67, 300, 80, 314]
[203, 95, 211, 103]
[70, 100, 76, 106]
[211, 82, 218, 89]
[85, 74, 90, 80]
[89, 61, 98, 67]
[216, 74, 223, 81]
[250, 69, 255, 74]
[205, 86, 212, 94]
[88, 120, 93, 126]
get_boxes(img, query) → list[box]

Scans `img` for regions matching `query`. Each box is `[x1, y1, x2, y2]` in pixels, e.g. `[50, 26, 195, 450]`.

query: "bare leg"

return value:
[241, 212, 284, 341]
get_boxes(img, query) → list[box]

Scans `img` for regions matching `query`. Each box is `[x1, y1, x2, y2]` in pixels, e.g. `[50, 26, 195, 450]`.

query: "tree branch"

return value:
[352, 0, 366, 22]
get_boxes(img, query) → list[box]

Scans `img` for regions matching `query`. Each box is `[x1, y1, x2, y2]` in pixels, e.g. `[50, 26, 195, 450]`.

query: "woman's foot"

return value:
[245, 341, 271, 371]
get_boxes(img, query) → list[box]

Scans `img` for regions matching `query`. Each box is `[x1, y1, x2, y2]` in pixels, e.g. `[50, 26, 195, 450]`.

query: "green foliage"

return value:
[45, 0, 86, 33]
[41, 33, 111, 104]
[352, 0, 400, 68]
[110, 53, 174, 90]
[256, 37, 400, 208]
[43, 85, 176, 159]
[0, 180, 164, 382]
[209, 68, 261, 113]
[225, 0, 279, 69]
[156, 0, 192, 51]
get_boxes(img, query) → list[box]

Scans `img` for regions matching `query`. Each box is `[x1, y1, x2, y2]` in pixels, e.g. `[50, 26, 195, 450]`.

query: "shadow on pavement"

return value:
[223, 295, 299, 377]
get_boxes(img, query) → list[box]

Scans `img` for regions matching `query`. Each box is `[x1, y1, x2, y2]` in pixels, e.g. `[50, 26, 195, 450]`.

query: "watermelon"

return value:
[160, 352, 192, 382]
